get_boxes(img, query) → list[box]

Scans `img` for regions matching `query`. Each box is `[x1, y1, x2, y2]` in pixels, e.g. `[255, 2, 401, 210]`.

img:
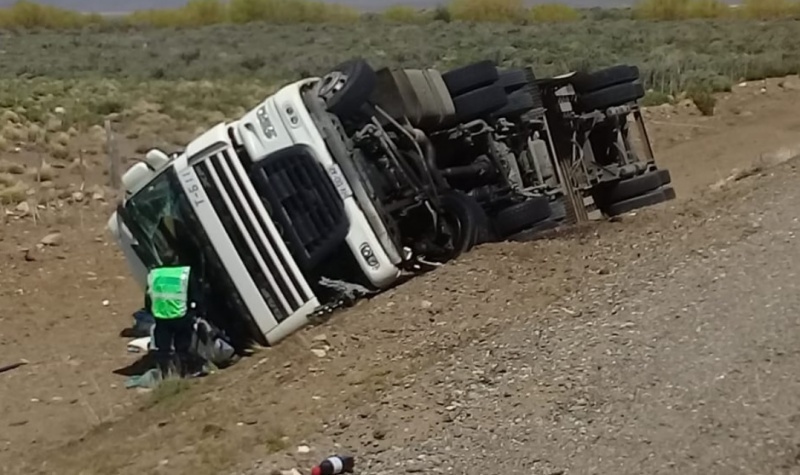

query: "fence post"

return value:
[105, 119, 121, 191]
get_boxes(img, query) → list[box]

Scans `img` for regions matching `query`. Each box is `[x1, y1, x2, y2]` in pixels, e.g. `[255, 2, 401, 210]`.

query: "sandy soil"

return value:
[1, 78, 799, 475]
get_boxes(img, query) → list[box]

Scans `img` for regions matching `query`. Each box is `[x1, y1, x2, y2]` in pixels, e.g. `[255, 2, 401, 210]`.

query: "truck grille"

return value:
[249, 144, 349, 270]
[193, 147, 314, 322]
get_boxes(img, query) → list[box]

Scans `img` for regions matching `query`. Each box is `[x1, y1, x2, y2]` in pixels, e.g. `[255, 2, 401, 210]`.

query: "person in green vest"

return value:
[144, 250, 202, 378]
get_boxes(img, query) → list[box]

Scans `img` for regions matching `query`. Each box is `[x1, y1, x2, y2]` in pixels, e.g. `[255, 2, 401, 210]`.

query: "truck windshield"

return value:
[118, 166, 263, 348]
[121, 168, 191, 269]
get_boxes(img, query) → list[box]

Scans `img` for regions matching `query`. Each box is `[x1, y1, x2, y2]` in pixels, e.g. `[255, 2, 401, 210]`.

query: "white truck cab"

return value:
[109, 79, 403, 345]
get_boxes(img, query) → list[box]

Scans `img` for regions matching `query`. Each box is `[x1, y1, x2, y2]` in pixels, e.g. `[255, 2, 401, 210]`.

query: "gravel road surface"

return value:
[252, 163, 800, 475]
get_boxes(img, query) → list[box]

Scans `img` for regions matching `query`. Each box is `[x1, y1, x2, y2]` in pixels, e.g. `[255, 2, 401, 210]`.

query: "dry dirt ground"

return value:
[2, 78, 800, 475]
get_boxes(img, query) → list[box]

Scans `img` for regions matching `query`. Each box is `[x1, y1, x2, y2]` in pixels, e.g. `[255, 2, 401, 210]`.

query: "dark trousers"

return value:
[153, 315, 194, 377]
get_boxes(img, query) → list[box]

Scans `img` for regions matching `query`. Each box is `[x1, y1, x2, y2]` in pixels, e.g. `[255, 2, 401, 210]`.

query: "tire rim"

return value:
[319, 71, 348, 99]
[441, 209, 466, 255]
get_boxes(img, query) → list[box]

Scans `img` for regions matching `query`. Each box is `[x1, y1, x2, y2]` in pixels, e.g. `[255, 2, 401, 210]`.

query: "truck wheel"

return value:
[452, 84, 508, 123]
[577, 81, 645, 112]
[497, 68, 529, 93]
[442, 60, 499, 97]
[570, 65, 640, 94]
[493, 196, 552, 238]
[604, 186, 676, 217]
[508, 218, 561, 242]
[319, 58, 377, 117]
[440, 191, 490, 257]
[492, 89, 536, 118]
[549, 198, 567, 222]
[596, 170, 663, 205]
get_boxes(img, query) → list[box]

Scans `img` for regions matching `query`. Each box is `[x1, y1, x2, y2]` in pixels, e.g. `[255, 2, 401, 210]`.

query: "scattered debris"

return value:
[127, 337, 151, 353]
[0, 360, 28, 375]
[311, 455, 355, 475]
[14, 201, 30, 216]
[22, 248, 36, 262]
[297, 445, 311, 454]
[310, 348, 327, 358]
[39, 232, 62, 247]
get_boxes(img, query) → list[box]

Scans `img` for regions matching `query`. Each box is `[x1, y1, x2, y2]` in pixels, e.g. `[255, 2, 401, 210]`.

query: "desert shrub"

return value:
[126, 9, 187, 27]
[642, 90, 672, 106]
[687, 85, 716, 115]
[740, 0, 796, 19]
[633, 0, 692, 19]
[226, 0, 358, 24]
[432, 5, 452, 22]
[584, 7, 632, 20]
[633, 0, 734, 19]
[529, 3, 580, 22]
[0, 180, 28, 205]
[688, 0, 729, 18]
[448, 0, 525, 23]
[383, 5, 425, 23]
[182, 0, 227, 26]
[0, 0, 102, 29]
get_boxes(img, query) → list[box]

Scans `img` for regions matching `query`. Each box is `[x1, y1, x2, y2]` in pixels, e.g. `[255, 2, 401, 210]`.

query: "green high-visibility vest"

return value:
[147, 266, 191, 320]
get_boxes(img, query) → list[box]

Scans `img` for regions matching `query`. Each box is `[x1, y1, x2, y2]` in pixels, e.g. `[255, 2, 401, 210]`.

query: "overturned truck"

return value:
[107, 58, 674, 349]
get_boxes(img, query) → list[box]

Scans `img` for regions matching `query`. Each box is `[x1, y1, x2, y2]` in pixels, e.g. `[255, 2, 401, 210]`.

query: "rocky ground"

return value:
[3, 77, 800, 475]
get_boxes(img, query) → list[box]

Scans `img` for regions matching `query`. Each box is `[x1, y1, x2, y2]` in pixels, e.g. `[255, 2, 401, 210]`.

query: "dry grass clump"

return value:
[633, 0, 800, 19]
[529, 3, 581, 22]
[449, 0, 525, 22]
[382, 5, 427, 23]
[0, 0, 103, 29]
[0, 173, 29, 204]
[127, 0, 359, 27]
[47, 141, 70, 160]
[0, 159, 26, 175]
[25, 162, 56, 181]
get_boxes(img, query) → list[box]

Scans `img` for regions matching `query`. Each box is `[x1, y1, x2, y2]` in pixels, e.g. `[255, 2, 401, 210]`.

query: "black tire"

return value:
[497, 68, 529, 93]
[663, 185, 676, 201]
[319, 58, 377, 117]
[493, 196, 552, 238]
[578, 81, 645, 112]
[549, 198, 567, 222]
[598, 170, 663, 204]
[442, 60, 499, 97]
[508, 218, 561, 242]
[605, 186, 675, 217]
[440, 191, 490, 257]
[452, 84, 508, 123]
[657, 168, 672, 186]
[571, 65, 640, 94]
[492, 89, 536, 118]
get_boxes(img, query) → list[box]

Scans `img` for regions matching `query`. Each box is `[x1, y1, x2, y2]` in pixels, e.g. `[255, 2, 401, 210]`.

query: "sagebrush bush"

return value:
[740, 0, 797, 19]
[382, 5, 426, 23]
[529, 3, 580, 22]
[634, 0, 800, 20]
[0, 0, 102, 29]
[1, 14, 799, 104]
[125, 0, 359, 27]
[183, 0, 227, 25]
[688, 0, 729, 18]
[226, 0, 358, 24]
[448, 0, 525, 23]
[687, 85, 716, 116]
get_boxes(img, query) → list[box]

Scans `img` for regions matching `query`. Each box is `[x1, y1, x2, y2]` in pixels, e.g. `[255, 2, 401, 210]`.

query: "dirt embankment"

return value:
[1, 78, 800, 475]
